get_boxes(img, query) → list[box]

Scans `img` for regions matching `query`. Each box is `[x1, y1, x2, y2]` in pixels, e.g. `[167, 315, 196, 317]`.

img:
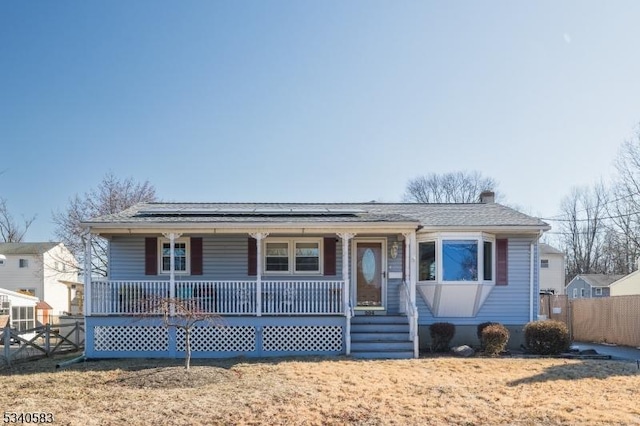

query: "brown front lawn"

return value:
[1, 354, 639, 425]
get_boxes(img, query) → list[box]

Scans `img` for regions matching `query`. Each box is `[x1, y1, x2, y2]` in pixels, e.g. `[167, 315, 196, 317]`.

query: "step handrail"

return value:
[401, 280, 419, 358]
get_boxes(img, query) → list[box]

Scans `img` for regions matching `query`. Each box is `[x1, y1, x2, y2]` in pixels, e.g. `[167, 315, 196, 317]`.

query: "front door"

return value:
[354, 240, 386, 311]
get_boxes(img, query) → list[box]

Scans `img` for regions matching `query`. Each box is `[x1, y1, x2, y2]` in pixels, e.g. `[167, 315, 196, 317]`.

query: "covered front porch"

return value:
[82, 222, 420, 359]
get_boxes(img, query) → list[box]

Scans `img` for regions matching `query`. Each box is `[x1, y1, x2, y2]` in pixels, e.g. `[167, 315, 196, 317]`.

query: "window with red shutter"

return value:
[191, 237, 203, 275]
[248, 237, 257, 276]
[323, 237, 336, 276]
[145, 237, 157, 275]
[495, 238, 508, 285]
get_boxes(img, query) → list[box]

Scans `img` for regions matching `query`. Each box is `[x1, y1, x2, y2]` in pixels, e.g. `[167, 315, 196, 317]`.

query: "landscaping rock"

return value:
[451, 345, 475, 357]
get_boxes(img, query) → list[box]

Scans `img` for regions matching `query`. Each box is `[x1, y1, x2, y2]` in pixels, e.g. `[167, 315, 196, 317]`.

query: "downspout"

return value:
[530, 231, 543, 322]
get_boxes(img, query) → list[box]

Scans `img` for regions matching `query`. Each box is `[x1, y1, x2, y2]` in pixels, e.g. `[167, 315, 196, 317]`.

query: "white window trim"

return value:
[263, 237, 323, 275]
[573, 288, 577, 298]
[595, 287, 603, 296]
[11, 306, 35, 332]
[158, 237, 191, 275]
[580, 288, 585, 298]
[418, 240, 437, 281]
[417, 232, 495, 285]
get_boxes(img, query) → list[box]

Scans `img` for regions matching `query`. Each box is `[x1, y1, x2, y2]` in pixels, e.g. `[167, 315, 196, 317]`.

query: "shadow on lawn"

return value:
[507, 359, 640, 386]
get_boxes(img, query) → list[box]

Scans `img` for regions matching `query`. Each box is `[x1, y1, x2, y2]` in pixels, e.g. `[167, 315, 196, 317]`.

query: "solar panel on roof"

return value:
[138, 206, 366, 215]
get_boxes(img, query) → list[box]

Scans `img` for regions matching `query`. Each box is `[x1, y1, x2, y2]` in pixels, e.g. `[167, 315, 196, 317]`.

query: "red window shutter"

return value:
[496, 238, 508, 285]
[402, 241, 406, 282]
[145, 237, 157, 275]
[248, 237, 257, 276]
[191, 237, 203, 275]
[323, 237, 336, 276]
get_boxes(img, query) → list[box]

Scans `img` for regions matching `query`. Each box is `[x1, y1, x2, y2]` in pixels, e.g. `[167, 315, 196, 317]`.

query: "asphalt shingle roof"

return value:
[577, 274, 626, 288]
[83, 202, 549, 229]
[0, 242, 59, 255]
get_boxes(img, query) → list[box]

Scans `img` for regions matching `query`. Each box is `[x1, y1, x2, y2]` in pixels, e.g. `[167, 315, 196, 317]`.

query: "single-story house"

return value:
[566, 274, 625, 300]
[81, 192, 549, 359]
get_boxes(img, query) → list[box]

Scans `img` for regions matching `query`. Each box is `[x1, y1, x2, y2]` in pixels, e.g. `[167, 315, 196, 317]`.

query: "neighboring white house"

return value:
[539, 243, 565, 294]
[0, 242, 79, 317]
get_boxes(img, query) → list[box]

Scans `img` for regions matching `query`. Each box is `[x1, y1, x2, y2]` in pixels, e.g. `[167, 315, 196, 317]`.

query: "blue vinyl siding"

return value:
[108, 234, 536, 322]
[109, 235, 347, 281]
[108, 234, 407, 309]
[416, 236, 537, 325]
[566, 277, 609, 299]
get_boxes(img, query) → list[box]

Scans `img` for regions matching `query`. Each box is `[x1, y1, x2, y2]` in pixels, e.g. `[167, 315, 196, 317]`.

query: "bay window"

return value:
[416, 233, 505, 317]
[417, 233, 496, 283]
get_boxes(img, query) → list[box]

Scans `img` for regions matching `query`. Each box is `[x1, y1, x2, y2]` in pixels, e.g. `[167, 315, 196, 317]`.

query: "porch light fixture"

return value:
[390, 242, 399, 259]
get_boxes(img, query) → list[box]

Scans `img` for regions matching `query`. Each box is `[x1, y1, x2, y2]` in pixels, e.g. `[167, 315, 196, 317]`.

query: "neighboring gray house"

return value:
[539, 243, 565, 295]
[566, 274, 625, 300]
[81, 193, 549, 360]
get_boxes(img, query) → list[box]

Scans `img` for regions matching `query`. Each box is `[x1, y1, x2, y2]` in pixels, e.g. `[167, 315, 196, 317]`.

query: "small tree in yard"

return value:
[142, 296, 221, 370]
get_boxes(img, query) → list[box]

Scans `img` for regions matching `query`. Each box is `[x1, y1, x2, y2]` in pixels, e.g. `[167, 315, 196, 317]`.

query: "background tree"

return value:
[558, 184, 609, 278]
[52, 172, 157, 277]
[403, 171, 498, 203]
[0, 198, 35, 242]
[608, 131, 640, 272]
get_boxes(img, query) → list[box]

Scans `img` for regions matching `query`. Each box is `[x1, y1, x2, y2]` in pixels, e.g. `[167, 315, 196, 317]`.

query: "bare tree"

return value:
[559, 184, 609, 279]
[52, 172, 157, 276]
[403, 171, 499, 203]
[140, 296, 220, 370]
[609, 130, 640, 272]
[0, 198, 35, 242]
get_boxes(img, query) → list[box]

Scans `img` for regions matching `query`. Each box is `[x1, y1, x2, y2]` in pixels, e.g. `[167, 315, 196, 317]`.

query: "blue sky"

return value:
[1, 1, 639, 242]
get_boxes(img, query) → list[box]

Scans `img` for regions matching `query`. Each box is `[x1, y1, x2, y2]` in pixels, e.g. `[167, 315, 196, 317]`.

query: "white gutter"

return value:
[83, 222, 549, 234]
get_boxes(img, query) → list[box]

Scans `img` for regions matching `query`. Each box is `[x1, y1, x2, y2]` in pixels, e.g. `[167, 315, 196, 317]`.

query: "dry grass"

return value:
[2, 353, 640, 425]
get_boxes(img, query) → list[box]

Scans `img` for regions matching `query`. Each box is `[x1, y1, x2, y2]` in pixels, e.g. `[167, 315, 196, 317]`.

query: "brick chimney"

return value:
[479, 191, 495, 204]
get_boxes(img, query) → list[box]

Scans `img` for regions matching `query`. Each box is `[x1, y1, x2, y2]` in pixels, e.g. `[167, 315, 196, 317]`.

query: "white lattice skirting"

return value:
[94, 326, 168, 352]
[263, 326, 343, 352]
[177, 326, 256, 352]
[92, 324, 344, 354]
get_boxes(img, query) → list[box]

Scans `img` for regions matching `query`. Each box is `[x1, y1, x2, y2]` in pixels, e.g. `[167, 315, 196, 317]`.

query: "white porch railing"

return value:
[400, 280, 419, 358]
[90, 280, 345, 316]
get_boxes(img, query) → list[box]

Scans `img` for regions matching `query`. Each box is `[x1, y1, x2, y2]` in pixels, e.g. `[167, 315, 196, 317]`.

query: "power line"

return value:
[539, 192, 640, 221]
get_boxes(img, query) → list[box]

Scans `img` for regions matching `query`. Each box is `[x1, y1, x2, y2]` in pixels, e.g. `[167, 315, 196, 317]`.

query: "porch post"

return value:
[250, 232, 269, 317]
[408, 231, 417, 307]
[338, 232, 355, 355]
[83, 231, 92, 317]
[403, 233, 411, 286]
[163, 232, 182, 316]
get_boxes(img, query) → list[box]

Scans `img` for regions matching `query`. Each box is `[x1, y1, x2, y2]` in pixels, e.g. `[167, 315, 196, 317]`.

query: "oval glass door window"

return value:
[362, 248, 376, 284]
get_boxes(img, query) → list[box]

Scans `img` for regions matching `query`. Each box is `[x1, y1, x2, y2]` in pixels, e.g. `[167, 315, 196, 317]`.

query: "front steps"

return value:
[350, 315, 415, 359]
